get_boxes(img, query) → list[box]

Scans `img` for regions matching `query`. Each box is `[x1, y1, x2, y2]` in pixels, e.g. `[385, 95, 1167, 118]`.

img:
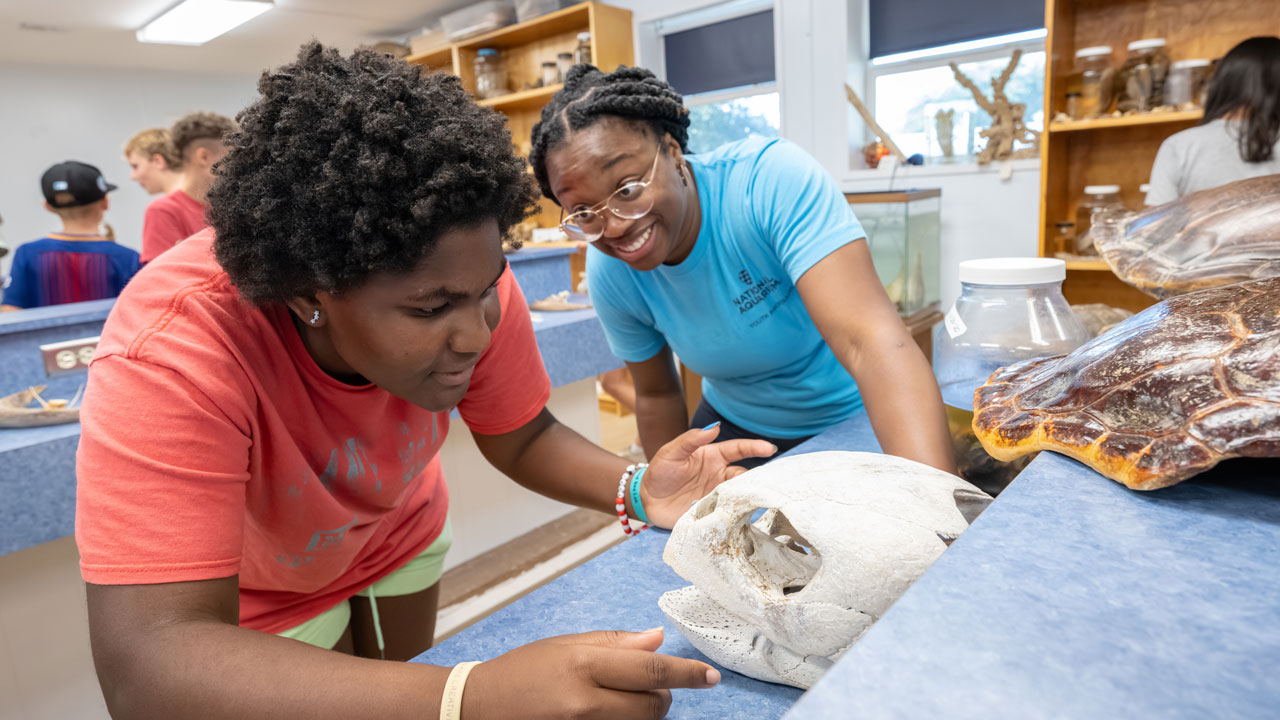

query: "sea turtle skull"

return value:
[659, 451, 991, 689]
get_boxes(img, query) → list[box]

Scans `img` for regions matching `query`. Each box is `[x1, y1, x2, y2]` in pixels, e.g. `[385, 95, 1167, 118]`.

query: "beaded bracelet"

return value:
[615, 463, 649, 536]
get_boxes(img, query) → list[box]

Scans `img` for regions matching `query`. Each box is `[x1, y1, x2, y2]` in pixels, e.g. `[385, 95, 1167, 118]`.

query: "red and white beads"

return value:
[616, 463, 649, 537]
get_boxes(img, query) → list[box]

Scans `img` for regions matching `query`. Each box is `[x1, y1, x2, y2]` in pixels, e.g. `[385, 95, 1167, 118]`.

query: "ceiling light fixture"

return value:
[136, 0, 273, 46]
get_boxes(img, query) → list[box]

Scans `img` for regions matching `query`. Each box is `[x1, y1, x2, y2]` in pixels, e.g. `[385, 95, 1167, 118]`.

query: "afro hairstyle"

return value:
[208, 41, 537, 305]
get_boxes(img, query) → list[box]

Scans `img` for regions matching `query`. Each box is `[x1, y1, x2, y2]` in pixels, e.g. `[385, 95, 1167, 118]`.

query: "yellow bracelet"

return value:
[439, 661, 481, 720]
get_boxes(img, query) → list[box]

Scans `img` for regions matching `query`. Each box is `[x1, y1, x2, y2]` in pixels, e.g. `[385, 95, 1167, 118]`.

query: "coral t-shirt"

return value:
[140, 189, 208, 263]
[75, 229, 550, 633]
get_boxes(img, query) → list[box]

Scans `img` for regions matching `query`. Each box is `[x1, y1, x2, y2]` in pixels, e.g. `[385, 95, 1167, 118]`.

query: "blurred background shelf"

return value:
[1063, 259, 1111, 271]
[1048, 109, 1203, 133]
[478, 83, 563, 112]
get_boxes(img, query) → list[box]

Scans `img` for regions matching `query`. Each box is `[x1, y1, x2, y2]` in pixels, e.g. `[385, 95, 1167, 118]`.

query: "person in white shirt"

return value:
[1146, 36, 1280, 206]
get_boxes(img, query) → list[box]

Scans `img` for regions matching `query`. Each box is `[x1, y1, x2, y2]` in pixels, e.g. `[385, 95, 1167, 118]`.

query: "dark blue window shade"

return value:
[664, 10, 775, 96]
[869, 0, 1043, 58]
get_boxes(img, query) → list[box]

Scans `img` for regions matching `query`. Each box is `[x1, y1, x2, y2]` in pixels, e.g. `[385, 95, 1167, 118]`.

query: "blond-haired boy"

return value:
[124, 128, 182, 195]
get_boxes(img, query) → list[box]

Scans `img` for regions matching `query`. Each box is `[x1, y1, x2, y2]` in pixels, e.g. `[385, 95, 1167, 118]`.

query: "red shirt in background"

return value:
[140, 189, 208, 263]
[75, 229, 551, 632]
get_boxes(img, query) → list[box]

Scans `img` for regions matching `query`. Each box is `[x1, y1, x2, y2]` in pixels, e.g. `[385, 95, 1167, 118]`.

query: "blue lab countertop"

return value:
[414, 412, 1280, 719]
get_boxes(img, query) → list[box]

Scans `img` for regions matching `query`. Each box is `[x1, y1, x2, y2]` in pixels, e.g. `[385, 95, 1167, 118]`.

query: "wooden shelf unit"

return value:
[405, 46, 454, 72]
[1048, 108, 1202, 133]
[1038, 0, 1280, 312]
[407, 1, 634, 234]
[1063, 259, 1111, 271]
[478, 83, 564, 112]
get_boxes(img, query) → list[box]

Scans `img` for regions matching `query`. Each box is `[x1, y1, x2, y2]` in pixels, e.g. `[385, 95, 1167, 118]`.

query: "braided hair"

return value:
[529, 65, 690, 205]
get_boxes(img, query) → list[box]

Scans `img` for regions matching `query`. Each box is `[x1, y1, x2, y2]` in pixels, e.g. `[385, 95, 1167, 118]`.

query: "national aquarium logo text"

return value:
[732, 272, 782, 314]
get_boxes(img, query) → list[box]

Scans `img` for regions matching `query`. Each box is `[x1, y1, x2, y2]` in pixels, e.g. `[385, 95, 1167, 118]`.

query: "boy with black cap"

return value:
[1, 161, 141, 311]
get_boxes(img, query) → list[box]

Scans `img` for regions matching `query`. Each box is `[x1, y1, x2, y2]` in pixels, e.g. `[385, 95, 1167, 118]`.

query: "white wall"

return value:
[843, 160, 1042, 308]
[0, 63, 258, 272]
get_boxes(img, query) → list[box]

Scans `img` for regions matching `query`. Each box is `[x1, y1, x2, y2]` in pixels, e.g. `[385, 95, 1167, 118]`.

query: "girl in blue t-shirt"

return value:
[530, 65, 954, 472]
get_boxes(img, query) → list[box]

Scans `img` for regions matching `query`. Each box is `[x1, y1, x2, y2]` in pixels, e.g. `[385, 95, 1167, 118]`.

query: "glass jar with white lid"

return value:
[936, 258, 1089, 494]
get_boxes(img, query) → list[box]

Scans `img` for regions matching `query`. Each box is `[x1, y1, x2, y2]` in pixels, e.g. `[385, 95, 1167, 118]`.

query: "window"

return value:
[651, 0, 779, 154]
[868, 33, 1045, 162]
[685, 89, 780, 154]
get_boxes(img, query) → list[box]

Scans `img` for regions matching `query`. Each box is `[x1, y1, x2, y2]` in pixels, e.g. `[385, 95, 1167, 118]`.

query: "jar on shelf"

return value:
[1052, 222, 1076, 256]
[1064, 92, 1082, 120]
[1075, 184, 1122, 237]
[1072, 46, 1115, 119]
[936, 258, 1088, 494]
[474, 48, 508, 100]
[1165, 59, 1211, 108]
[1070, 183, 1121, 253]
[575, 31, 592, 66]
[541, 60, 560, 87]
[556, 52, 574, 81]
[1117, 38, 1171, 113]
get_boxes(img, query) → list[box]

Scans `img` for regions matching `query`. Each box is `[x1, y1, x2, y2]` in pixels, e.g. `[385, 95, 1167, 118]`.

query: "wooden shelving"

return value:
[454, 4, 592, 50]
[1048, 109, 1203, 133]
[405, 47, 452, 70]
[1038, 0, 1280, 312]
[1063, 259, 1111, 271]
[478, 83, 564, 112]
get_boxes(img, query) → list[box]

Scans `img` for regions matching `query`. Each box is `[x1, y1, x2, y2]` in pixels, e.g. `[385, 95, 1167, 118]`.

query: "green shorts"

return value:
[277, 516, 452, 649]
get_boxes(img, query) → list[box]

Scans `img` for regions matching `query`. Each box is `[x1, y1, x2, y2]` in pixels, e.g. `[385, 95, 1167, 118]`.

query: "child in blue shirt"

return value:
[531, 65, 954, 472]
[2, 161, 140, 311]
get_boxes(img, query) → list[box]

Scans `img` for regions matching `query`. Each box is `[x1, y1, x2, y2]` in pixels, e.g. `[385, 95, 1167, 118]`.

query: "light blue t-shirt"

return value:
[588, 137, 867, 438]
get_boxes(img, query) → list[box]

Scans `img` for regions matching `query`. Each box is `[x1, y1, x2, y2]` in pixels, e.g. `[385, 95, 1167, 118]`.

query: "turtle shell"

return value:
[973, 278, 1280, 490]
[1093, 175, 1280, 298]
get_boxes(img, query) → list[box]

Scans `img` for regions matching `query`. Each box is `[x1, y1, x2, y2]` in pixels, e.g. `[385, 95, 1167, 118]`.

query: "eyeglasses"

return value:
[559, 145, 662, 243]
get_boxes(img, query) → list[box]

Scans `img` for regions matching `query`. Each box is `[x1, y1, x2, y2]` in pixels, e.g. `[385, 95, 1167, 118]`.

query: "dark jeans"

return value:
[689, 399, 814, 470]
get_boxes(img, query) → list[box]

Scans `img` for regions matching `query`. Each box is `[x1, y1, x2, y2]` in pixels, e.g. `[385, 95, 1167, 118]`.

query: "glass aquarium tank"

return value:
[845, 189, 941, 318]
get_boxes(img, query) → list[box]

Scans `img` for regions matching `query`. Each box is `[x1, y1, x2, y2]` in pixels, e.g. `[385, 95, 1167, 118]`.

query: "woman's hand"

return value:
[642, 425, 776, 528]
[462, 628, 720, 719]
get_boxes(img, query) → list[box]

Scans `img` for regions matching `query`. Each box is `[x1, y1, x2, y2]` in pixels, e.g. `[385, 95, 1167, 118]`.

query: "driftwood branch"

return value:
[949, 62, 996, 115]
[992, 48, 1023, 99]
[949, 50, 1038, 165]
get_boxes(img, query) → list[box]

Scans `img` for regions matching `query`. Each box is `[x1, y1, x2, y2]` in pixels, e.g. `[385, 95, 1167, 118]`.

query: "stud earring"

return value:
[309, 310, 320, 325]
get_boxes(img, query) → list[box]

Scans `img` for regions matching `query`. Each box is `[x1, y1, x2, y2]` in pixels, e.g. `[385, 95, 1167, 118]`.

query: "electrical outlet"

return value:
[39, 336, 100, 376]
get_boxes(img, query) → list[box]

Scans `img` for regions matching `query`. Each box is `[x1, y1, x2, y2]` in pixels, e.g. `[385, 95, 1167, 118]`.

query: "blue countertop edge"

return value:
[0, 298, 114, 335]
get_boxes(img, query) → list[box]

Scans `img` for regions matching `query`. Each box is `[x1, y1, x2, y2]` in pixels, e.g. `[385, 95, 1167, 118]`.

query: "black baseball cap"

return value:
[41, 161, 117, 208]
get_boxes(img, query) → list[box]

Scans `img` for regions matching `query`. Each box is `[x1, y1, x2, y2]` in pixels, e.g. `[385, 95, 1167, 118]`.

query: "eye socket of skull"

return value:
[953, 488, 990, 525]
[692, 491, 719, 520]
[737, 508, 823, 598]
